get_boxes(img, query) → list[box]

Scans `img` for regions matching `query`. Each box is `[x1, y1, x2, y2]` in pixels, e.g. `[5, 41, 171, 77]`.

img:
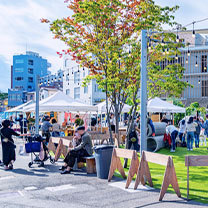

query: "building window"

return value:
[15, 86, 23, 89]
[84, 86, 88, 94]
[74, 72, 80, 84]
[15, 77, 23, 81]
[65, 59, 70, 67]
[83, 71, 85, 77]
[16, 94, 21, 101]
[11, 94, 16, 101]
[28, 68, 33, 74]
[14, 68, 24, 72]
[28, 86, 32, 89]
[28, 77, 33, 83]
[15, 59, 24, 64]
[201, 55, 207, 73]
[28, 60, 34, 65]
[202, 80, 208, 97]
[66, 89, 70, 95]
[94, 84, 102, 93]
[74, 87, 80, 99]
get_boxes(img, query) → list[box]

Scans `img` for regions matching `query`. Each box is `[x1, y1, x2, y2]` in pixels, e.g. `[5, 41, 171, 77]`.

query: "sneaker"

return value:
[59, 166, 67, 171]
[190, 149, 193, 151]
[61, 169, 71, 175]
[170, 149, 175, 153]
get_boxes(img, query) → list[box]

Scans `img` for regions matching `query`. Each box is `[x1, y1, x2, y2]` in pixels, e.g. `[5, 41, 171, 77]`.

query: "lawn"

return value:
[116, 145, 208, 204]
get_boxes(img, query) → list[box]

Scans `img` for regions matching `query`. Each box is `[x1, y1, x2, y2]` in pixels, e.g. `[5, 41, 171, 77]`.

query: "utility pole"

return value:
[140, 30, 148, 155]
[35, 75, 40, 135]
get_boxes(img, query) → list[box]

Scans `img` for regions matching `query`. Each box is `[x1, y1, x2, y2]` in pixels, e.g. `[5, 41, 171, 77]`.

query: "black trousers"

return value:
[64, 149, 89, 168]
[42, 132, 51, 143]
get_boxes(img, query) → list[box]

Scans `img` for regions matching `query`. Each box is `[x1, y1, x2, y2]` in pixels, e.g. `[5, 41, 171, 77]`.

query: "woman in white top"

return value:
[51, 118, 60, 137]
[185, 117, 198, 151]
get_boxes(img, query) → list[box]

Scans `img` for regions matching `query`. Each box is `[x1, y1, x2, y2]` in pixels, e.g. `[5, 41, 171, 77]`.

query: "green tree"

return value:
[186, 102, 206, 118]
[42, 0, 188, 145]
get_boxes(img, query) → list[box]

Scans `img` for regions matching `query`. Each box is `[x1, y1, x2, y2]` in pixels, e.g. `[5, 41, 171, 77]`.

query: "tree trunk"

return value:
[114, 103, 120, 147]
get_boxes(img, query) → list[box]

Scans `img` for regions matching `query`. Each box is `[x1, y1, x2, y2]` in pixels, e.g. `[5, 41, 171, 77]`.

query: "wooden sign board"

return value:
[185, 155, 208, 200]
[108, 148, 139, 189]
[134, 151, 181, 201]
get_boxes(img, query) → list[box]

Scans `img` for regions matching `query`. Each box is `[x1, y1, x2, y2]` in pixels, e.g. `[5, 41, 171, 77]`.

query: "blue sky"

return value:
[0, 0, 208, 92]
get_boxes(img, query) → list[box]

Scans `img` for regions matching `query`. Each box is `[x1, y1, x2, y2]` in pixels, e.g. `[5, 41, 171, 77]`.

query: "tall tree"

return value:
[42, 0, 188, 145]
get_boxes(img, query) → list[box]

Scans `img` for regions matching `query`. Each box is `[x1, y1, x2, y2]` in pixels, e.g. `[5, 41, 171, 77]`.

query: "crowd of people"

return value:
[165, 115, 208, 152]
[1, 112, 208, 172]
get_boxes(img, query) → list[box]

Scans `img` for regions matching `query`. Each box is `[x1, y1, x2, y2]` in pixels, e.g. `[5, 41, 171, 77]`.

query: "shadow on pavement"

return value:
[12, 168, 48, 177]
[136, 198, 208, 208]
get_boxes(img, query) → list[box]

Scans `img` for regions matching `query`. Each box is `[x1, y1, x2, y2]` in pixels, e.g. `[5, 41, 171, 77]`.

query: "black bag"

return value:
[129, 131, 137, 143]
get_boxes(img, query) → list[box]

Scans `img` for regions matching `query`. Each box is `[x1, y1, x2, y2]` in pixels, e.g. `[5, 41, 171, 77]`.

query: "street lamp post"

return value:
[140, 30, 148, 155]
[35, 75, 40, 135]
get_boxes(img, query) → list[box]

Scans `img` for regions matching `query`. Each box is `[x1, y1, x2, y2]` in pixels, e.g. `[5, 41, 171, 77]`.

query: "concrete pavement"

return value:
[0, 139, 207, 208]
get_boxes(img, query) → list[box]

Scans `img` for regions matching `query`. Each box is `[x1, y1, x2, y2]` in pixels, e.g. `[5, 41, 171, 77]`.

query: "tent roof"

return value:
[23, 91, 98, 112]
[96, 100, 131, 113]
[6, 100, 34, 112]
[147, 97, 186, 113]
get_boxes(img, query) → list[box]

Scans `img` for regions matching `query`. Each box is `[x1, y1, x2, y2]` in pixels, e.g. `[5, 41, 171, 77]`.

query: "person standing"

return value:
[60, 126, 93, 174]
[15, 114, 28, 134]
[193, 116, 201, 148]
[166, 124, 178, 153]
[110, 114, 115, 133]
[178, 119, 186, 144]
[41, 116, 52, 143]
[200, 115, 208, 146]
[51, 118, 60, 137]
[0, 120, 25, 170]
[185, 117, 198, 151]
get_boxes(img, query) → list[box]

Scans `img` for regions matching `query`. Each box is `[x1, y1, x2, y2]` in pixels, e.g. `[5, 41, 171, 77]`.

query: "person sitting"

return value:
[147, 116, 155, 136]
[60, 126, 93, 174]
[41, 116, 52, 143]
[166, 124, 178, 153]
[0, 120, 25, 170]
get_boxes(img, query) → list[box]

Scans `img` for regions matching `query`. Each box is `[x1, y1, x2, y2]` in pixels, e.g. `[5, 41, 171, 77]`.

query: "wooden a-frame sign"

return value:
[134, 151, 181, 201]
[108, 148, 139, 189]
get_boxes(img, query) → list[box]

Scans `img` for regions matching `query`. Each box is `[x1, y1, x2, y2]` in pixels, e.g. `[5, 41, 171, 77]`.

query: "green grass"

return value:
[117, 144, 208, 204]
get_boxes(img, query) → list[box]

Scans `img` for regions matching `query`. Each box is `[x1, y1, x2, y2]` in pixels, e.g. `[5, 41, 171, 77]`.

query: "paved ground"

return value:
[0, 139, 207, 208]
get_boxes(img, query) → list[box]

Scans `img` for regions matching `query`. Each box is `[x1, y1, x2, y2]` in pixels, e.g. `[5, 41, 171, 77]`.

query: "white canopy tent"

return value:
[23, 91, 98, 112]
[147, 97, 186, 113]
[96, 100, 131, 113]
[6, 100, 34, 113]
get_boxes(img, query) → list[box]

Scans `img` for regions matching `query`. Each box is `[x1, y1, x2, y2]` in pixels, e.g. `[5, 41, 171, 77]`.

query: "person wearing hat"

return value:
[60, 126, 93, 174]
[0, 120, 26, 170]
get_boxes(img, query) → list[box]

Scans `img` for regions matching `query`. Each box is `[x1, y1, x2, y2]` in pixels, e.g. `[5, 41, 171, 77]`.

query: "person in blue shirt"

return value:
[15, 114, 28, 134]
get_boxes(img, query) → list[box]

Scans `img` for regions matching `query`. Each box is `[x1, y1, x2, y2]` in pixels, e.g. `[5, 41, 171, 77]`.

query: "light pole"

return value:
[35, 75, 40, 135]
[140, 30, 148, 155]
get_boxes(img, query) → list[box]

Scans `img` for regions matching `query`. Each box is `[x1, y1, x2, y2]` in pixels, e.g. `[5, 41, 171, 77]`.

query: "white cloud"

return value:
[0, 0, 76, 92]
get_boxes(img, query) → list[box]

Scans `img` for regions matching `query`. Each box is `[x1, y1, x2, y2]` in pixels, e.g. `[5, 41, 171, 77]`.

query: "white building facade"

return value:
[63, 56, 106, 105]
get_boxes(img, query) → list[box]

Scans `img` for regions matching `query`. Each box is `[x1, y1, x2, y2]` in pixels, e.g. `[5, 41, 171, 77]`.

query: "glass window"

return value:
[74, 87, 80, 99]
[83, 71, 85, 77]
[15, 59, 24, 64]
[28, 60, 34, 65]
[28, 86, 32, 89]
[28, 68, 33, 74]
[15, 77, 23, 81]
[28, 77, 33, 83]
[14, 68, 24, 72]
[66, 89, 70, 95]
[202, 80, 208, 97]
[74, 72, 80, 84]
[16, 94, 21, 101]
[94, 84, 102, 93]
[202, 55, 207, 73]
[84, 86, 88, 94]
[65, 59, 70, 67]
